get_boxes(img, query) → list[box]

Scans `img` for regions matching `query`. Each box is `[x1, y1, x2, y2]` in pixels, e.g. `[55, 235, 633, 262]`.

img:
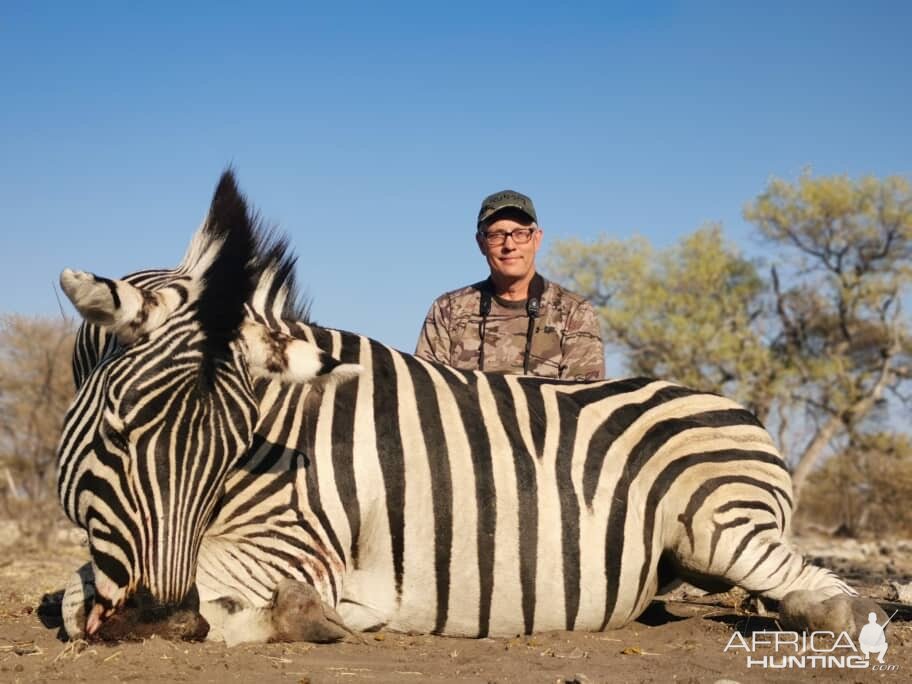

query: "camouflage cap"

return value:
[477, 190, 538, 228]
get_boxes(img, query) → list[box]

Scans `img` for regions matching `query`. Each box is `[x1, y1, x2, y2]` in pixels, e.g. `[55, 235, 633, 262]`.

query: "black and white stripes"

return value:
[57, 170, 852, 641]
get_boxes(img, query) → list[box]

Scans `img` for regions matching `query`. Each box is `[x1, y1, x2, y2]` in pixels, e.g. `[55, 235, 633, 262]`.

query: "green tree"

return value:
[746, 175, 912, 495]
[548, 174, 912, 502]
[547, 226, 783, 419]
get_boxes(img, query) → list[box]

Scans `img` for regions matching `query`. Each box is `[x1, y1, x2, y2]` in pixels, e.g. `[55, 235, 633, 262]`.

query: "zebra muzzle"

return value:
[63, 563, 210, 642]
[79, 586, 209, 642]
[90, 585, 209, 642]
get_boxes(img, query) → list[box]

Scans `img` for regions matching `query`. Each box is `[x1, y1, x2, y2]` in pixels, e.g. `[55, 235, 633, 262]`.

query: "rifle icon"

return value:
[879, 609, 899, 630]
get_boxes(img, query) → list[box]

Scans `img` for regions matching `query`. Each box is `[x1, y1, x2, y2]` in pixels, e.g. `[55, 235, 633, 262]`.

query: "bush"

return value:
[799, 433, 912, 537]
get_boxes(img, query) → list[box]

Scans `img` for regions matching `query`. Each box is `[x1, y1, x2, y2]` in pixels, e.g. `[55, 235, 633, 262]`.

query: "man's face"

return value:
[476, 212, 542, 283]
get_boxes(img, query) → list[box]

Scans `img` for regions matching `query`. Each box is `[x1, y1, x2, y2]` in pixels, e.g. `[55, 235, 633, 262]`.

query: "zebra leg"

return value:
[671, 502, 887, 639]
[62, 562, 95, 640]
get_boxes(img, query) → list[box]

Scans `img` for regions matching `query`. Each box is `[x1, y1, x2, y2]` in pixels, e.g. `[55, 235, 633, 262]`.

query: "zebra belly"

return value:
[336, 493, 649, 637]
[336, 543, 644, 636]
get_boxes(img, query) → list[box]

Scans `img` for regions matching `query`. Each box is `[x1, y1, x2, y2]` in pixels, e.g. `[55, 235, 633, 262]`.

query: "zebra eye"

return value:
[105, 430, 130, 453]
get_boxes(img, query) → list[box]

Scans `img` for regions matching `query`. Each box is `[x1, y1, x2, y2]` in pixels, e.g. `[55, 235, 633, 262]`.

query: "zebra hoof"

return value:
[62, 563, 96, 640]
[270, 580, 352, 643]
[779, 590, 887, 639]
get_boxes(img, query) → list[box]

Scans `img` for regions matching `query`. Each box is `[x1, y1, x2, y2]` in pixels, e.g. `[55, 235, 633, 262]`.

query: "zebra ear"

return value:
[59, 268, 174, 345]
[240, 322, 362, 386]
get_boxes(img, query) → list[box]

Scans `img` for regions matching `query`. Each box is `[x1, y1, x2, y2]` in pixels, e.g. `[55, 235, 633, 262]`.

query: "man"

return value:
[415, 189, 605, 380]
[859, 611, 890, 664]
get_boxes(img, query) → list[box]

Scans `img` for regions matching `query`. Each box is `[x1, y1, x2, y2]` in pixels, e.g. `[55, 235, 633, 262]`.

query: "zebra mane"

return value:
[186, 170, 310, 381]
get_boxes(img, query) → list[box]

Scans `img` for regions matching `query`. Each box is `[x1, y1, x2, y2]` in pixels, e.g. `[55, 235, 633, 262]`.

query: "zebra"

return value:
[57, 170, 881, 644]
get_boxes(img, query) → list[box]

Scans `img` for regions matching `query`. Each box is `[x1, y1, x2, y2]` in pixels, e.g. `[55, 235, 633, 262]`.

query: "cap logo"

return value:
[477, 189, 537, 227]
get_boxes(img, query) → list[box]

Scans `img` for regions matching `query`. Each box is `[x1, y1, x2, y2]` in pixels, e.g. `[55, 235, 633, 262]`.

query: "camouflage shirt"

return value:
[415, 278, 605, 381]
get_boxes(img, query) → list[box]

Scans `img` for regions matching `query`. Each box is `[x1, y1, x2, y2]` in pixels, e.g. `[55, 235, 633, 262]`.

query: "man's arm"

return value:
[560, 299, 605, 381]
[415, 296, 453, 365]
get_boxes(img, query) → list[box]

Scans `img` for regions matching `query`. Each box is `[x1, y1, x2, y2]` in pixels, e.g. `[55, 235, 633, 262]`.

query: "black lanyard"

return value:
[478, 274, 545, 373]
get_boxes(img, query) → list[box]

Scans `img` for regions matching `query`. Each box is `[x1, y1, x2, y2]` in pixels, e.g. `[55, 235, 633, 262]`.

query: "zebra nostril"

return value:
[85, 602, 109, 636]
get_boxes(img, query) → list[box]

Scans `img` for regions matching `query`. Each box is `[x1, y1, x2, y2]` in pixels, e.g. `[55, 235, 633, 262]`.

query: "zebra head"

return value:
[56, 171, 361, 635]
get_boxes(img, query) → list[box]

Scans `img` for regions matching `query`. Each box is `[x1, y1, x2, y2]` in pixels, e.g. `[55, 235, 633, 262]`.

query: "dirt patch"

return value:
[1, 531, 911, 683]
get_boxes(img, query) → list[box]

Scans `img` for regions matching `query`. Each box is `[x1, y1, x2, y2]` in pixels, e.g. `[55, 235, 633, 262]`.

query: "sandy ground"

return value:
[1, 529, 911, 683]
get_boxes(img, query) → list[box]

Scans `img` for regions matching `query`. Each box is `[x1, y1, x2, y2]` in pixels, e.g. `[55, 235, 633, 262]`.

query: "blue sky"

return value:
[2, 1, 910, 354]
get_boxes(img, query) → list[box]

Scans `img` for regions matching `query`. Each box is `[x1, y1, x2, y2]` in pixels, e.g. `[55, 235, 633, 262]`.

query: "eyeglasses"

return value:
[479, 227, 537, 246]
